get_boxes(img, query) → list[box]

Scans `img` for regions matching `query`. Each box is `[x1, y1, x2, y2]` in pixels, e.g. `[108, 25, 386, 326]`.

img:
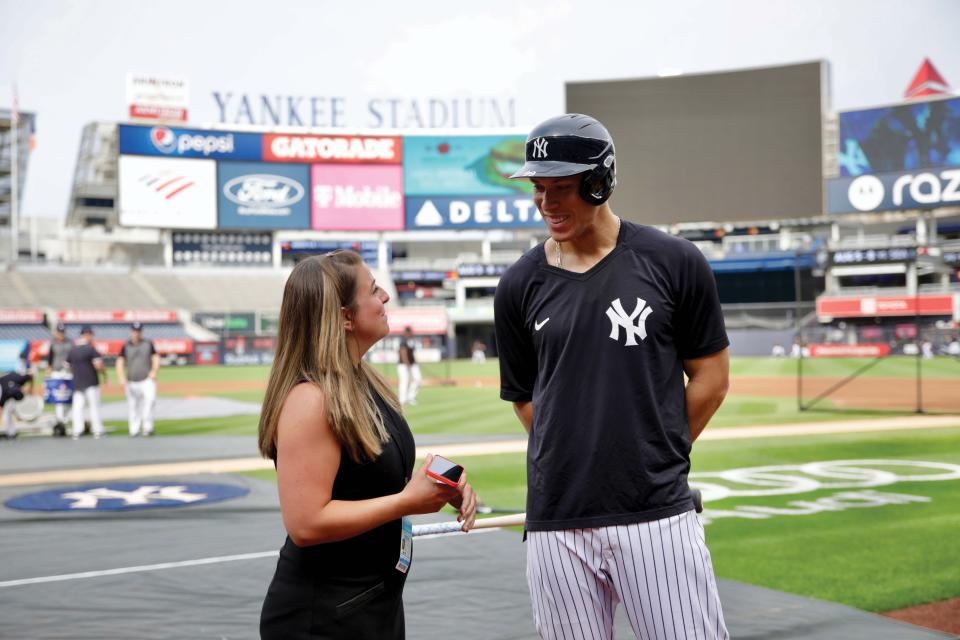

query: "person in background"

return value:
[1, 371, 34, 440]
[116, 321, 160, 437]
[948, 336, 960, 358]
[257, 250, 476, 638]
[496, 114, 729, 639]
[470, 339, 487, 363]
[396, 326, 421, 406]
[66, 325, 107, 439]
[45, 322, 73, 432]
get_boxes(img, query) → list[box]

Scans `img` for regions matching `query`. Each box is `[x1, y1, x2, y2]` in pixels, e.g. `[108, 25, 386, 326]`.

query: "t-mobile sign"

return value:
[311, 164, 404, 231]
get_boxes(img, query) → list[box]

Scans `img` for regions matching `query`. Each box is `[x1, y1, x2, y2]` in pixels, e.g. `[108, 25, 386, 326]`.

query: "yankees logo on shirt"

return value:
[606, 297, 652, 346]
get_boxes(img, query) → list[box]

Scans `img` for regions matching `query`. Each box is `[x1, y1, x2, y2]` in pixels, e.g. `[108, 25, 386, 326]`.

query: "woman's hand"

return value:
[399, 454, 461, 515]
[450, 472, 477, 532]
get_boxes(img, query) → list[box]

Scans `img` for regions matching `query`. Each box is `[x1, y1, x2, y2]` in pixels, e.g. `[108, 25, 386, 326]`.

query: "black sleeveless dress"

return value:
[260, 389, 416, 639]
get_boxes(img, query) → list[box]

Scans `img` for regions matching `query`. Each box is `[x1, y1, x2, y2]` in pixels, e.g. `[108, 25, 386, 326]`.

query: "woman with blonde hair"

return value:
[258, 250, 476, 639]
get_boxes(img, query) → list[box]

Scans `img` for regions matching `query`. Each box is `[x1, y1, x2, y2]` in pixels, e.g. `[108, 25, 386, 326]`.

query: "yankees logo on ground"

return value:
[531, 137, 548, 158]
[4, 482, 251, 511]
[605, 297, 652, 346]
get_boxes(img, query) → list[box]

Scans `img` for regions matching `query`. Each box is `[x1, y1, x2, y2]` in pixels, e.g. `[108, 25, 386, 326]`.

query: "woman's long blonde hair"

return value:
[258, 250, 401, 463]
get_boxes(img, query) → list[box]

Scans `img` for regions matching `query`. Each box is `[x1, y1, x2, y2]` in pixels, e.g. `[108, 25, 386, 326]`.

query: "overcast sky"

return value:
[2, 0, 959, 219]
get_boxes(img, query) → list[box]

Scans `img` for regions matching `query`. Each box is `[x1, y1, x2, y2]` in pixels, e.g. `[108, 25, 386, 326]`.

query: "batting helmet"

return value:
[510, 114, 616, 205]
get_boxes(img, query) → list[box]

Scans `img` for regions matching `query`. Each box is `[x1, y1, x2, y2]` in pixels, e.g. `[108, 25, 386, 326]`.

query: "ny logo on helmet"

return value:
[606, 297, 653, 346]
[532, 138, 549, 159]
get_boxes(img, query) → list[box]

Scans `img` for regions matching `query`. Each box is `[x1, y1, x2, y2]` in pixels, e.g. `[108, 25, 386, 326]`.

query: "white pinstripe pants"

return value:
[527, 511, 728, 640]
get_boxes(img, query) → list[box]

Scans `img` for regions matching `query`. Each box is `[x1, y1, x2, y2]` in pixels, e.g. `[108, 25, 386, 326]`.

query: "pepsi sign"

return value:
[119, 124, 262, 160]
[405, 196, 541, 229]
[218, 161, 310, 230]
[5, 482, 250, 512]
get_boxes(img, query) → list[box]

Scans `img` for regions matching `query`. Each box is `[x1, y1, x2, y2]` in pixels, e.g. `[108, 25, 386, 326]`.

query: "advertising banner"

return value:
[263, 134, 402, 164]
[217, 161, 310, 230]
[816, 294, 956, 319]
[403, 135, 531, 196]
[119, 124, 262, 160]
[119, 155, 217, 229]
[152, 339, 193, 355]
[404, 196, 540, 230]
[222, 335, 276, 366]
[808, 344, 891, 358]
[279, 240, 384, 267]
[172, 231, 273, 267]
[0, 340, 27, 371]
[57, 310, 179, 323]
[0, 309, 43, 323]
[827, 168, 960, 214]
[193, 341, 222, 366]
[311, 164, 404, 231]
[838, 96, 960, 177]
[193, 312, 256, 333]
[126, 74, 189, 123]
[386, 306, 448, 335]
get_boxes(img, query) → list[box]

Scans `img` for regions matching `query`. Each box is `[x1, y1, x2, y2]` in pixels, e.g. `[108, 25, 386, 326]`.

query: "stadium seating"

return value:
[2, 265, 288, 312]
[61, 323, 191, 340]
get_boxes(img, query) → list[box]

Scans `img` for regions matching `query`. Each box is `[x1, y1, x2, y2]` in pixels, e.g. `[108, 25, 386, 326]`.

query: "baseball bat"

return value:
[413, 492, 702, 537]
[412, 512, 526, 537]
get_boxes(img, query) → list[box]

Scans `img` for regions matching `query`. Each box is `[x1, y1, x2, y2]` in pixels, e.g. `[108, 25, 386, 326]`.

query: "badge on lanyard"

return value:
[396, 516, 413, 574]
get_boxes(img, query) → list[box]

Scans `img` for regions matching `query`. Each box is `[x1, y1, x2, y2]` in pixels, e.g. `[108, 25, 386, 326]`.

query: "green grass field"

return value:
[92, 358, 960, 612]
[94, 355, 960, 436]
[243, 426, 960, 612]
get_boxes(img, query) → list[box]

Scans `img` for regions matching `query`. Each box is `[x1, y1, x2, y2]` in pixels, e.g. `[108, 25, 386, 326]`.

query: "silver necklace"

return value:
[556, 216, 620, 270]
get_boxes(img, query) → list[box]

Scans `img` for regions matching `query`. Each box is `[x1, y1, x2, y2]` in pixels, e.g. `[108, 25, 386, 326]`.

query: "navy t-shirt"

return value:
[0, 373, 32, 406]
[66, 343, 102, 391]
[399, 339, 416, 366]
[494, 220, 728, 531]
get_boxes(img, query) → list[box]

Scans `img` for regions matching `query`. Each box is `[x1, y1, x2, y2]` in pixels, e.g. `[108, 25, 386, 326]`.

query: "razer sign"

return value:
[827, 168, 960, 214]
[5, 482, 250, 511]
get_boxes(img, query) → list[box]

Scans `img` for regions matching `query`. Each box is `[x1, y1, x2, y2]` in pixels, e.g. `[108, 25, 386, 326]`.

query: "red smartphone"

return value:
[425, 455, 464, 488]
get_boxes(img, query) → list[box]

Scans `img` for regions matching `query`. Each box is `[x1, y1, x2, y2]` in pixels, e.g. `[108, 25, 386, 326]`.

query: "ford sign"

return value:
[223, 174, 305, 208]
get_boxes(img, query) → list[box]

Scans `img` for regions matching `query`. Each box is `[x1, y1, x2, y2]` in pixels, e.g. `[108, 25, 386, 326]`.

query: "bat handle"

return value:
[691, 488, 703, 514]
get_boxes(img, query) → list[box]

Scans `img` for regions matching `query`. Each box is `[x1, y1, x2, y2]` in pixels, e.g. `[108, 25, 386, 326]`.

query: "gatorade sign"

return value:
[264, 134, 401, 164]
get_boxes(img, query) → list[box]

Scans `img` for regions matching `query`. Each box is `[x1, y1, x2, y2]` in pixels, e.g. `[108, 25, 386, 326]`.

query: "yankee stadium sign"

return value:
[211, 92, 517, 129]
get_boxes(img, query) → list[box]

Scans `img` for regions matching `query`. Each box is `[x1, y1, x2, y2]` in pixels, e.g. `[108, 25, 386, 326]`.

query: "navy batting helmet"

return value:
[510, 113, 616, 205]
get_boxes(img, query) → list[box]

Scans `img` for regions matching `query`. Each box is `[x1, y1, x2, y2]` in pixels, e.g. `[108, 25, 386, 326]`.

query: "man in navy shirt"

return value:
[66, 325, 107, 439]
[495, 114, 730, 639]
[1, 371, 34, 439]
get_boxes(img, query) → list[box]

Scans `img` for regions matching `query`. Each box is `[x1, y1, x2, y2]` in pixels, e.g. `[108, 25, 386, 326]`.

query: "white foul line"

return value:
[0, 550, 279, 589]
[0, 527, 505, 589]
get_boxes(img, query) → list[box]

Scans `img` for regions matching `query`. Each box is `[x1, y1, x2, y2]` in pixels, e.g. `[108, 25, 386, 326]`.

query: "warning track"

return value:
[1, 414, 957, 488]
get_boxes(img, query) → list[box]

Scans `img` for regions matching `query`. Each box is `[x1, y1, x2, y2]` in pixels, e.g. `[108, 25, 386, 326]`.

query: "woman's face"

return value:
[347, 264, 391, 349]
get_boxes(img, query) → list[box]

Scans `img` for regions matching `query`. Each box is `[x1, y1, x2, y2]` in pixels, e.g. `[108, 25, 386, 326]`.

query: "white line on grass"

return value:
[0, 551, 279, 588]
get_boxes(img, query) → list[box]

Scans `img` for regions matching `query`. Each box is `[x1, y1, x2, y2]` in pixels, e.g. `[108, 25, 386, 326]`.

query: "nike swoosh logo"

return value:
[534, 318, 550, 331]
